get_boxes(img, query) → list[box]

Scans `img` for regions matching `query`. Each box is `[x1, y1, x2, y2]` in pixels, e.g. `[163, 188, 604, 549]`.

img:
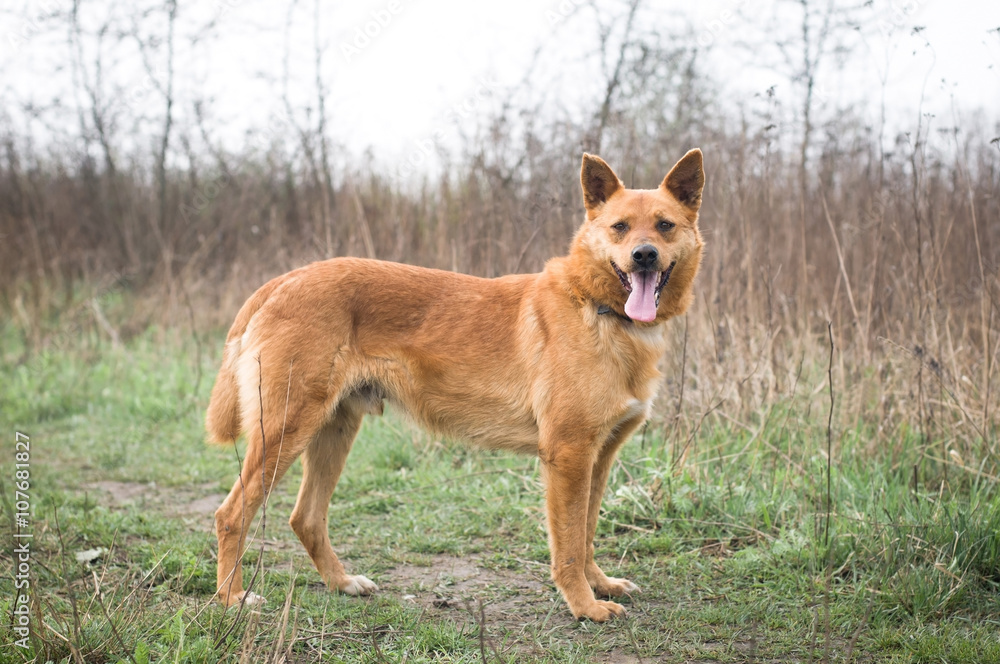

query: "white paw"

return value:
[593, 576, 641, 597]
[340, 574, 378, 596]
[230, 590, 265, 607]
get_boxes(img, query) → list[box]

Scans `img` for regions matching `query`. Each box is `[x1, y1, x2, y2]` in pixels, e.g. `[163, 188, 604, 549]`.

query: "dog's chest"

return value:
[598, 362, 661, 435]
[615, 397, 652, 428]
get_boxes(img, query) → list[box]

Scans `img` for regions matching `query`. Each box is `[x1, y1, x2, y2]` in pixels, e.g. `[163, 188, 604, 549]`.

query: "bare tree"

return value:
[279, 0, 339, 257]
[591, 0, 642, 154]
[312, 0, 337, 258]
[132, 0, 179, 284]
[68, 0, 135, 269]
[736, 0, 865, 298]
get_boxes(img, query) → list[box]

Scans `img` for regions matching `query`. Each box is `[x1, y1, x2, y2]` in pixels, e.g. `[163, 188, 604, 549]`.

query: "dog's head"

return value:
[573, 150, 704, 323]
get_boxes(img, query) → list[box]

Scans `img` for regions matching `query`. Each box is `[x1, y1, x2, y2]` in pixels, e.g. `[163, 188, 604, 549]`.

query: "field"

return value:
[2, 323, 999, 663]
[2, 2, 999, 661]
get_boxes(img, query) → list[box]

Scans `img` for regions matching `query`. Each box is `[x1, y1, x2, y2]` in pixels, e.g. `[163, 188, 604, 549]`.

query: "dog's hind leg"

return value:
[289, 401, 378, 596]
[214, 403, 324, 608]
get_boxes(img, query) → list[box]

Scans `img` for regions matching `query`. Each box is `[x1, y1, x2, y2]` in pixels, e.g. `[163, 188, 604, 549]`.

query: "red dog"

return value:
[207, 150, 704, 621]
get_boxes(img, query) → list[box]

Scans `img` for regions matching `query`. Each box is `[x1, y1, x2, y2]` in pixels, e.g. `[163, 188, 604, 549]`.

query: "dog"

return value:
[206, 149, 704, 621]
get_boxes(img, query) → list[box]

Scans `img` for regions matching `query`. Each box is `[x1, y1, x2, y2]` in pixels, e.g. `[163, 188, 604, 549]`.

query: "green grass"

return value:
[1, 326, 999, 662]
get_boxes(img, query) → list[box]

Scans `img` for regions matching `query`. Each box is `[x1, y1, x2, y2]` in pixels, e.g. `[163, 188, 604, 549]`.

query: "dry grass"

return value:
[3, 102, 998, 479]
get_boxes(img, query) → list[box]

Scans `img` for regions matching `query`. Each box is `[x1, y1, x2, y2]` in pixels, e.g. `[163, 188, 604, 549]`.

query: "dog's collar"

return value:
[596, 303, 632, 323]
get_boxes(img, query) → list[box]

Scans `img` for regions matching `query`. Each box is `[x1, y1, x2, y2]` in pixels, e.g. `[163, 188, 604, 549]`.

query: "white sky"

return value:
[2, 0, 998, 171]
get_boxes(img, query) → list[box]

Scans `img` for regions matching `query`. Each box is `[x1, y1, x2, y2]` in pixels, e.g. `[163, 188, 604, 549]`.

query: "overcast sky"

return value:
[325, 0, 1000, 151]
[2, 0, 998, 170]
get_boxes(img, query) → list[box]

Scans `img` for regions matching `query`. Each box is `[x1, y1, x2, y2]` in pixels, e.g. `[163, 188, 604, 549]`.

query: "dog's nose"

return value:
[631, 244, 658, 268]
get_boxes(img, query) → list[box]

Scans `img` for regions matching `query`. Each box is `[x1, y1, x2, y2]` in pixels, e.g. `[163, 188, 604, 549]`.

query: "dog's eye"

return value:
[611, 222, 628, 232]
[657, 220, 676, 232]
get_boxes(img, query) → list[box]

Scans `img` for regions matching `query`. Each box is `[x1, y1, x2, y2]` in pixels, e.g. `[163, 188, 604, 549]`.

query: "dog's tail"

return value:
[205, 277, 283, 445]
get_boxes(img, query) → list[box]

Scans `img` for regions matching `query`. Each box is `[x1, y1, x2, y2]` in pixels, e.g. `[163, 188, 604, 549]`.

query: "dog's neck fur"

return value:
[596, 303, 633, 323]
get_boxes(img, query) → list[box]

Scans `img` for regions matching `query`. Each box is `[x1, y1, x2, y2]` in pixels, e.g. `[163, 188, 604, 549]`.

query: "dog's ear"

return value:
[661, 149, 705, 212]
[581, 153, 623, 216]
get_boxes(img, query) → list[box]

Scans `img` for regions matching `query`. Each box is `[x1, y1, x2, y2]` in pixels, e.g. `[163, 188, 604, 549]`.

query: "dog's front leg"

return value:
[540, 437, 626, 622]
[585, 430, 641, 598]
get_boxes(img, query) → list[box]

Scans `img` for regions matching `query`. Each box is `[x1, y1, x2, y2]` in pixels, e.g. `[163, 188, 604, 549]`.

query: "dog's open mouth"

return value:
[611, 260, 677, 322]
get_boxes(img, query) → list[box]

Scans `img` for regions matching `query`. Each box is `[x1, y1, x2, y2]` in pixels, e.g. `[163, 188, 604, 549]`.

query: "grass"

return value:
[1, 325, 999, 663]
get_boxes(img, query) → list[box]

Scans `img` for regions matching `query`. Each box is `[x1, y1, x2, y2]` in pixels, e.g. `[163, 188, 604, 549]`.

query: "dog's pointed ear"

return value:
[661, 148, 705, 212]
[581, 153, 623, 216]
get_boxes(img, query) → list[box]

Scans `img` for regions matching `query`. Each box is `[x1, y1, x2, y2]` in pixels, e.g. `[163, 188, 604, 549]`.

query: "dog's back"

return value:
[208, 258, 544, 451]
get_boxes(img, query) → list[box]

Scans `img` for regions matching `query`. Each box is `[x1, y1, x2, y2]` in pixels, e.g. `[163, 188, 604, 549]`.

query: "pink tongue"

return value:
[625, 271, 659, 322]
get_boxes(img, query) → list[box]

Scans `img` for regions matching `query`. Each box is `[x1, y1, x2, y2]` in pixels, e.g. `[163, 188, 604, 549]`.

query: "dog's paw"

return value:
[338, 574, 378, 596]
[221, 590, 266, 608]
[241, 591, 266, 606]
[573, 599, 626, 622]
[593, 576, 640, 598]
